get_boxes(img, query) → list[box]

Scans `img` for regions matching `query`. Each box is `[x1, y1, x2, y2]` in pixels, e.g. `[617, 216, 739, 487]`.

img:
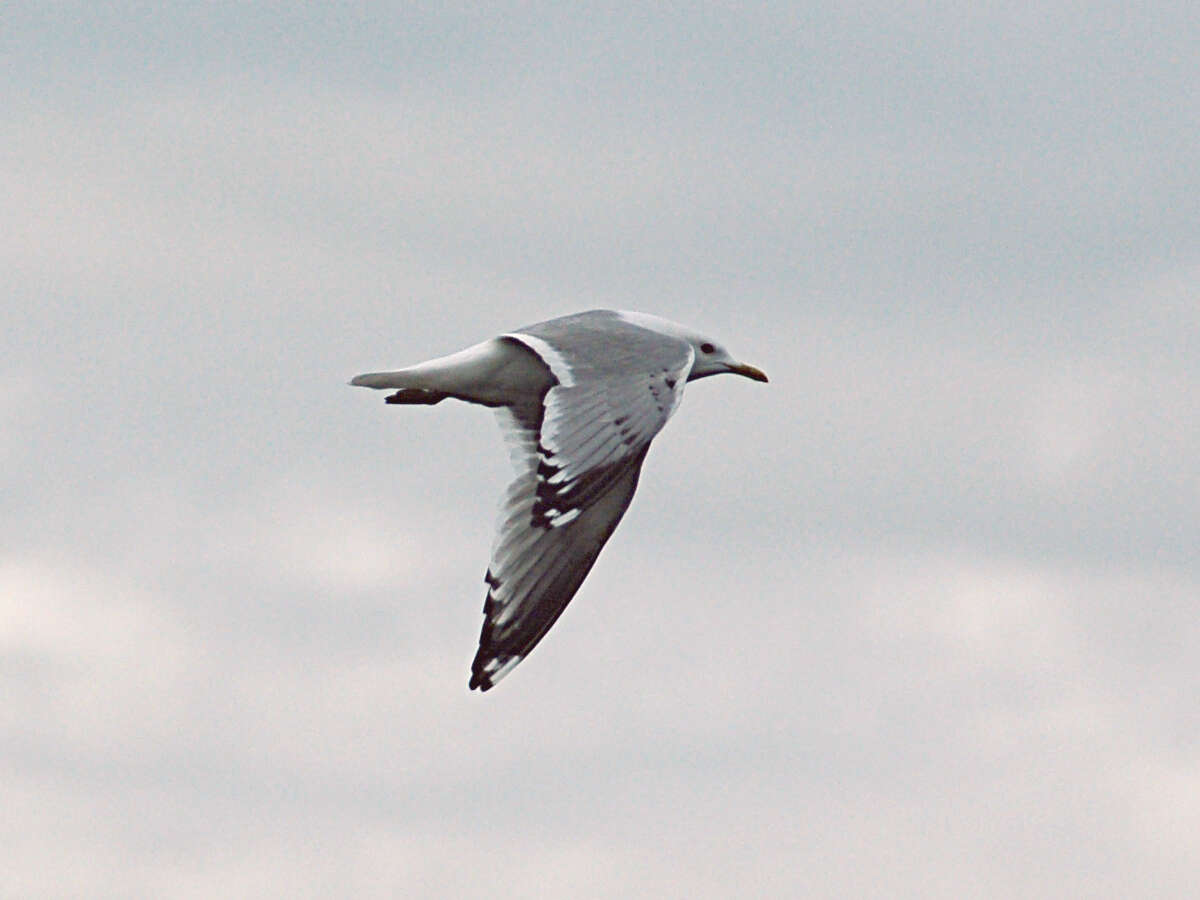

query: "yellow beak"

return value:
[727, 362, 769, 383]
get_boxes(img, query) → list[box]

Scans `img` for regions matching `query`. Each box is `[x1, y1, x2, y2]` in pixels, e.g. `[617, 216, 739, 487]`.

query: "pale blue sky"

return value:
[3, 3, 1199, 897]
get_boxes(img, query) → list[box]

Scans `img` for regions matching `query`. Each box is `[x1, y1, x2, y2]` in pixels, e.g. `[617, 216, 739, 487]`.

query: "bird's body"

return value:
[351, 309, 767, 691]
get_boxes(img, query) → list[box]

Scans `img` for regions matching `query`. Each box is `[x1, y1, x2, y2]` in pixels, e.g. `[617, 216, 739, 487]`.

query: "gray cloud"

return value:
[3, 3, 1198, 897]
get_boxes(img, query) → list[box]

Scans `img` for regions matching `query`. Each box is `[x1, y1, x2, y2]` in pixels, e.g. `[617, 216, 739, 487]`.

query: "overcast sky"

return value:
[4, 3, 1199, 898]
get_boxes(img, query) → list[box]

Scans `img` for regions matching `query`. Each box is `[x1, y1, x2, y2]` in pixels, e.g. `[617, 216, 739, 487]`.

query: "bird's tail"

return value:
[349, 370, 449, 405]
[349, 371, 411, 389]
[349, 337, 524, 405]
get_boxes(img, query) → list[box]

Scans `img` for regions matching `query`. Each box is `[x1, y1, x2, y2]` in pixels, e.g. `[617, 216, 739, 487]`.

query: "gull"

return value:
[350, 309, 768, 691]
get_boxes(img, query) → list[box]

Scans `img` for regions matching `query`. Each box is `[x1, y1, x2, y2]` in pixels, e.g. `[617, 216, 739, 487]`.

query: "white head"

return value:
[616, 311, 769, 383]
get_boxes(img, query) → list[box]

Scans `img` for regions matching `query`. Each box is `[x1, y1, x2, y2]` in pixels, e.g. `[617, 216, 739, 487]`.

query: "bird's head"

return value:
[617, 311, 769, 383]
[684, 334, 769, 382]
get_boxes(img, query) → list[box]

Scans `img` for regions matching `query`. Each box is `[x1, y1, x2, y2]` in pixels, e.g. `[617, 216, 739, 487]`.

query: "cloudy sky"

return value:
[4, 3, 1199, 897]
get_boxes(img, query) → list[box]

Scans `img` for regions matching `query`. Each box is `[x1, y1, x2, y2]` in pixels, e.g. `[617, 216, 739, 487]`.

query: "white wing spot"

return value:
[550, 508, 580, 527]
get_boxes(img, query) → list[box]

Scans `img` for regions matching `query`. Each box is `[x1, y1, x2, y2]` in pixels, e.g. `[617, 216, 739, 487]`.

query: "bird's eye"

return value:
[700, 342, 715, 354]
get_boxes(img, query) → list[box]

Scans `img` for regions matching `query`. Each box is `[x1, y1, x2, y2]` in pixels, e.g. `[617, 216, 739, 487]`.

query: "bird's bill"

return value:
[727, 361, 769, 383]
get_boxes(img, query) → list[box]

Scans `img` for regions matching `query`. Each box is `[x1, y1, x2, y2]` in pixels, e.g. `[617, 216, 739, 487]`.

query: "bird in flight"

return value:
[351, 310, 767, 691]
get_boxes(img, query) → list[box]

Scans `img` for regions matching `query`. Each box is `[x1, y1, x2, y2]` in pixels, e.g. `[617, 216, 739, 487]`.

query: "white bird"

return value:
[351, 309, 768, 691]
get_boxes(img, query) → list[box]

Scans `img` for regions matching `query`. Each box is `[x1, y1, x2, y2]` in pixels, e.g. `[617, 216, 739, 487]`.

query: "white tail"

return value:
[349, 371, 412, 389]
[349, 337, 552, 406]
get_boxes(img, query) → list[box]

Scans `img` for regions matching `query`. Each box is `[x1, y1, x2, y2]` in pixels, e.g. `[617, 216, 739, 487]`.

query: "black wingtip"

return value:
[469, 672, 492, 692]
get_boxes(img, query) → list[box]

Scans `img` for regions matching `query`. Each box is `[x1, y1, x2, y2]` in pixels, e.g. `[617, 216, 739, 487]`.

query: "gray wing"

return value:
[469, 313, 693, 690]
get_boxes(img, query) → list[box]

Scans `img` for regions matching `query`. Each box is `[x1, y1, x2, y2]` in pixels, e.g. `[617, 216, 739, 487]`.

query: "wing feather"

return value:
[470, 313, 693, 690]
